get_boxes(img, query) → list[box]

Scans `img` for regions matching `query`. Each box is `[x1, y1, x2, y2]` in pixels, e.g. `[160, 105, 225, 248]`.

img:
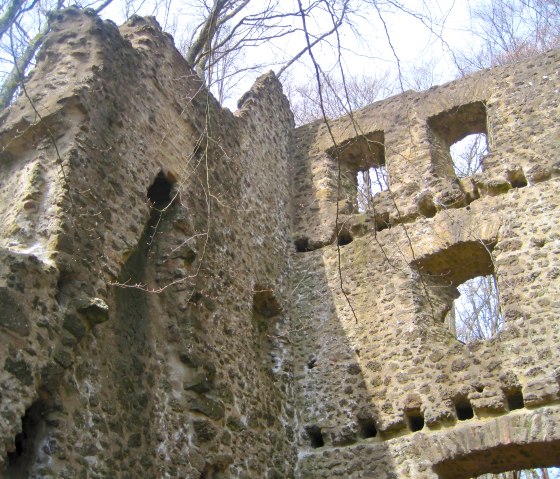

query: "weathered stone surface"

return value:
[62, 313, 87, 340]
[189, 396, 225, 420]
[77, 297, 109, 326]
[0, 288, 30, 336]
[4, 357, 34, 385]
[0, 6, 558, 479]
[184, 371, 213, 393]
[193, 418, 218, 442]
[0, 8, 295, 478]
[290, 46, 560, 478]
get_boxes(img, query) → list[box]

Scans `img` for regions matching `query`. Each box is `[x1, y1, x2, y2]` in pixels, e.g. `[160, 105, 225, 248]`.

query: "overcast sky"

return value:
[101, 1, 482, 108]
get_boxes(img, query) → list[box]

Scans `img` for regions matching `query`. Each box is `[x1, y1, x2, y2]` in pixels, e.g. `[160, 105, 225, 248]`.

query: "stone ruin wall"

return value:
[0, 9, 296, 478]
[0, 8, 558, 479]
[292, 48, 560, 478]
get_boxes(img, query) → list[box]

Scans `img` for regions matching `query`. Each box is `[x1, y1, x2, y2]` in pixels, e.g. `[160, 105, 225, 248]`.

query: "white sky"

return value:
[99, 1, 485, 109]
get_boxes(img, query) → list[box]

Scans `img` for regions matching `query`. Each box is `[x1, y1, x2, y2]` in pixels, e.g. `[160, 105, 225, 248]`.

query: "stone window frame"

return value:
[326, 131, 387, 213]
[427, 101, 489, 180]
[413, 240, 503, 342]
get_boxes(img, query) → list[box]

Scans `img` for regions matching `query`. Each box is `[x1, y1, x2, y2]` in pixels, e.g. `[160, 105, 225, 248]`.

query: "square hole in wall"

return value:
[305, 425, 325, 448]
[406, 410, 425, 432]
[455, 397, 475, 421]
[358, 416, 378, 439]
[505, 388, 525, 411]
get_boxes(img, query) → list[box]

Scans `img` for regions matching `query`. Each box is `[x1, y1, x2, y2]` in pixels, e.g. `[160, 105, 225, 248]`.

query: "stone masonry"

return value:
[0, 8, 558, 478]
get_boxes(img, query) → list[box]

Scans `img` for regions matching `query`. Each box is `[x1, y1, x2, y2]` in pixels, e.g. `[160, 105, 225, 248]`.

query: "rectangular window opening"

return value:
[326, 131, 386, 213]
[427, 101, 488, 180]
[415, 240, 502, 344]
[357, 165, 389, 212]
[450, 133, 488, 178]
[450, 274, 503, 344]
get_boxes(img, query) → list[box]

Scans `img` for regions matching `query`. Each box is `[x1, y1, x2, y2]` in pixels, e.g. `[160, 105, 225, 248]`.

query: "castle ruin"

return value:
[0, 9, 559, 478]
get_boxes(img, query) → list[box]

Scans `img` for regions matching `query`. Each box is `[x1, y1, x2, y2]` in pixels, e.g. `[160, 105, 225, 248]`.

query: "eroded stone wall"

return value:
[291, 49, 560, 478]
[0, 9, 295, 478]
[0, 7, 558, 479]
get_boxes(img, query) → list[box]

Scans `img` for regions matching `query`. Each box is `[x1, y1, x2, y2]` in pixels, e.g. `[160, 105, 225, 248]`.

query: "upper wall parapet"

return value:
[292, 49, 560, 248]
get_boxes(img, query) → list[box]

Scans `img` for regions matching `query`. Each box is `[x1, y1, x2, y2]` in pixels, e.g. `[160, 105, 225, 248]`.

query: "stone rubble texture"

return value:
[0, 8, 559, 479]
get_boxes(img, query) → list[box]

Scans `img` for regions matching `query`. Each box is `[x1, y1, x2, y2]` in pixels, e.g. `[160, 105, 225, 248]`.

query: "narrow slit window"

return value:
[357, 165, 389, 212]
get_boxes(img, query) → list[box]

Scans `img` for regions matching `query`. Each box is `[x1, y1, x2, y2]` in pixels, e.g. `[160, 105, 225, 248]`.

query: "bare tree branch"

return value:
[0, 22, 46, 108]
[0, 0, 31, 40]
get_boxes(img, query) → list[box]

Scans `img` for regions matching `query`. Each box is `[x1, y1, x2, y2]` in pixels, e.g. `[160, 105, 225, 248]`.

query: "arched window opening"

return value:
[147, 171, 175, 210]
[433, 439, 560, 479]
[450, 133, 488, 178]
[145, 171, 177, 247]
